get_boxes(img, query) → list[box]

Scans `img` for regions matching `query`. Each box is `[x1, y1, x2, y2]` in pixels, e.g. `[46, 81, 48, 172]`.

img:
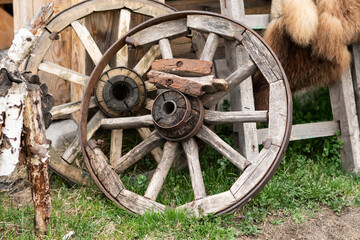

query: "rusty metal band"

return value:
[80, 11, 293, 214]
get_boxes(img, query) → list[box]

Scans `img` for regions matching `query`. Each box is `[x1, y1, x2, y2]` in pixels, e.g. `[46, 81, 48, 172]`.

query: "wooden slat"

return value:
[144, 141, 179, 201]
[159, 38, 173, 59]
[351, 43, 360, 126]
[242, 30, 282, 83]
[132, 19, 188, 46]
[231, 145, 279, 199]
[182, 138, 206, 200]
[113, 131, 165, 173]
[187, 15, 245, 40]
[257, 121, 340, 143]
[38, 61, 89, 86]
[201, 59, 257, 108]
[179, 191, 236, 216]
[200, 33, 220, 62]
[61, 111, 106, 164]
[0, 7, 14, 50]
[133, 45, 161, 76]
[50, 96, 96, 119]
[244, 14, 270, 29]
[101, 115, 154, 129]
[196, 126, 250, 171]
[204, 110, 268, 124]
[267, 81, 288, 146]
[151, 58, 213, 77]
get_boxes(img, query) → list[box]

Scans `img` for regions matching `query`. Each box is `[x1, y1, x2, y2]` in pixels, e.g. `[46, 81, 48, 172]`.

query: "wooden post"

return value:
[220, 0, 259, 162]
[23, 84, 51, 236]
[329, 67, 360, 172]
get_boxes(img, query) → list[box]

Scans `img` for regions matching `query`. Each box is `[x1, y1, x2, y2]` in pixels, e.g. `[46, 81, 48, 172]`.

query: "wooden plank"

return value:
[179, 191, 236, 216]
[45, 0, 175, 32]
[133, 45, 161, 76]
[0, 8, 14, 50]
[243, 14, 270, 30]
[159, 38, 173, 59]
[231, 145, 279, 199]
[257, 121, 340, 143]
[132, 19, 188, 46]
[201, 59, 257, 108]
[187, 15, 245, 40]
[182, 138, 206, 200]
[351, 43, 360, 126]
[151, 58, 213, 77]
[113, 131, 165, 173]
[116, 189, 166, 214]
[242, 30, 282, 82]
[38, 61, 89, 86]
[144, 141, 179, 201]
[101, 115, 154, 129]
[200, 33, 219, 62]
[330, 68, 360, 172]
[50, 96, 97, 119]
[196, 126, 250, 171]
[204, 110, 268, 124]
[61, 110, 106, 164]
[147, 71, 227, 96]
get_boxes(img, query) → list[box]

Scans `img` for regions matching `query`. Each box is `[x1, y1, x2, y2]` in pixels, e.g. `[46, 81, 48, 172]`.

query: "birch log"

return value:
[23, 85, 51, 236]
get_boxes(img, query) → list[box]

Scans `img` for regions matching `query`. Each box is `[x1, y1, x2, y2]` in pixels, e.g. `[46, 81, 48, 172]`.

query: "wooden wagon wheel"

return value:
[25, 0, 176, 185]
[81, 11, 292, 215]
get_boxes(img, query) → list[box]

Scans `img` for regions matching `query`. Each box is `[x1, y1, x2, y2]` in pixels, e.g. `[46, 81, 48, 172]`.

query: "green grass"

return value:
[1, 88, 360, 239]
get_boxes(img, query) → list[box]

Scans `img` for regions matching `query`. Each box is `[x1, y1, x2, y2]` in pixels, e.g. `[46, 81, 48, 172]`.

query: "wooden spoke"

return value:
[116, 8, 131, 67]
[113, 130, 165, 173]
[204, 110, 268, 124]
[132, 19, 188, 46]
[110, 129, 123, 166]
[137, 128, 163, 163]
[196, 126, 250, 171]
[133, 45, 161, 76]
[159, 38, 173, 59]
[61, 110, 106, 164]
[201, 59, 257, 108]
[182, 138, 206, 200]
[101, 115, 153, 129]
[71, 20, 110, 70]
[144, 141, 179, 201]
[200, 33, 219, 62]
[38, 61, 89, 86]
[50, 96, 96, 119]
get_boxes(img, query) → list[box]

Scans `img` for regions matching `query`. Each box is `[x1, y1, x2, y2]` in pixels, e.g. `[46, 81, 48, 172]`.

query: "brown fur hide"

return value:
[254, 0, 360, 110]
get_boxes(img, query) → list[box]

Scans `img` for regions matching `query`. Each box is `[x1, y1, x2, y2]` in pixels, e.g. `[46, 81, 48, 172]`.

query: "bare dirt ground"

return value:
[242, 207, 360, 240]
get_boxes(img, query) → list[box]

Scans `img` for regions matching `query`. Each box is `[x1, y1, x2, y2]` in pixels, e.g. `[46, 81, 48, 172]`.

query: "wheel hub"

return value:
[152, 90, 204, 141]
[95, 67, 146, 117]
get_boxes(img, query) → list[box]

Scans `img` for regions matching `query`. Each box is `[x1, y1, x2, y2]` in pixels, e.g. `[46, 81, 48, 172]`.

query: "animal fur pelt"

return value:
[254, 0, 360, 110]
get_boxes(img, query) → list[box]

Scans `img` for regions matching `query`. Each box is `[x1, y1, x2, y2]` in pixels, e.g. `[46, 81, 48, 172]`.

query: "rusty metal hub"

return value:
[152, 90, 204, 141]
[95, 67, 146, 117]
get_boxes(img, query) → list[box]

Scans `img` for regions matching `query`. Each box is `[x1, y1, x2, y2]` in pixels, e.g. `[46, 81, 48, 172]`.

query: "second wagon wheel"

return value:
[25, 0, 176, 185]
[81, 11, 292, 215]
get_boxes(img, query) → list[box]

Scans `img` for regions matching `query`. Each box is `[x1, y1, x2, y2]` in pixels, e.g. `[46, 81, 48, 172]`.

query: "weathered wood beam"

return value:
[147, 70, 227, 96]
[204, 110, 268, 124]
[101, 115, 154, 130]
[151, 58, 213, 77]
[50, 96, 97, 119]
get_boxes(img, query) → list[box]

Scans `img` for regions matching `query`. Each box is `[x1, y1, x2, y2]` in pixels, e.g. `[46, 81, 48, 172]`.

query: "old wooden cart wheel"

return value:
[25, 0, 176, 185]
[81, 11, 292, 215]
